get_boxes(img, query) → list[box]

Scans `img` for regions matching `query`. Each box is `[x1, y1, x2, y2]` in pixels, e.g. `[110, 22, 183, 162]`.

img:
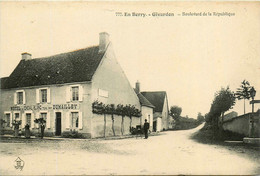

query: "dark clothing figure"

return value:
[40, 124, 45, 139]
[25, 124, 30, 139]
[144, 120, 150, 139]
[14, 123, 19, 137]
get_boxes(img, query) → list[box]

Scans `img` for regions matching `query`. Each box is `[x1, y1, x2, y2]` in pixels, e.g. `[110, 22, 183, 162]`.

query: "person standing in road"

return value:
[144, 119, 150, 139]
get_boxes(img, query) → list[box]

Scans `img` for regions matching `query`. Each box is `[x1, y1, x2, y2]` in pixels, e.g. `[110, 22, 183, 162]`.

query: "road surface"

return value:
[0, 124, 259, 175]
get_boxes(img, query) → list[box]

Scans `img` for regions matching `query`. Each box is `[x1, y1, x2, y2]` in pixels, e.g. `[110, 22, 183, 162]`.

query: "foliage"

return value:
[211, 87, 236, 116]
[61, 130, 84, 138]
[197, 112, 205, 122]
[12, 120, 21, 128]
[92, 100, 141, 117]
[169, 106, 182, 121]
[205, 86, 236, 130]
[172, 116, 201, 130]
[235, 80, 252, 100]
[34, 117, 46, 125]
[235, 80, 255, 114]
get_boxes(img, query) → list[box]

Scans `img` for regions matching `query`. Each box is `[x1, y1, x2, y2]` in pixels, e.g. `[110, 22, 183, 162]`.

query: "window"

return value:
[14, 90, 25, 105]
[71, 112, 79, 128]
[41, 89, 47, 103]
[17, 92, 23, 104]
[15, 113, 19, 120]
[5, 113, 10, 127]
[72, 86, 79, 101]
[36, 88, 50, 104]
[40, 113, 47, 120]
[26, 114, 31, 125]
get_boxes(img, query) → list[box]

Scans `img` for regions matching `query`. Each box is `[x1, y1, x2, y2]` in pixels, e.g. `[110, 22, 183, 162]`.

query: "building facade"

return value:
[0, 32, 141, 138]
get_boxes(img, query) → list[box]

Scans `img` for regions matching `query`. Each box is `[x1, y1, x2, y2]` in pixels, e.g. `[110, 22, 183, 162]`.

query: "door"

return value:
[55, 112, 61, 136]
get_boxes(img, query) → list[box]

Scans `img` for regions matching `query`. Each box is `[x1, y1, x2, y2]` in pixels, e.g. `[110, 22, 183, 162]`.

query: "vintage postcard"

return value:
[0, 1, 259, 175]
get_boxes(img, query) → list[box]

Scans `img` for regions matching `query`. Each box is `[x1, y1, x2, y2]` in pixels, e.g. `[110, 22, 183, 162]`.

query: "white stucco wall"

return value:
[161, 95, 169, 130]
[141, 106, 153, 129]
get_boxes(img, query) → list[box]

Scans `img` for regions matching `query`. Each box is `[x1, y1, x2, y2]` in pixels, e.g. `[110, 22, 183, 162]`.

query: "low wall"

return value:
[91, 114, 141, 138]
[222, 112, 260, 137]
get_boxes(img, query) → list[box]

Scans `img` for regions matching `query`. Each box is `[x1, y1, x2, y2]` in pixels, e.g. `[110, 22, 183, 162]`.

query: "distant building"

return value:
[134, 81, 155, 131]
[134, 81, 170, 132]
[0, 32, 141, 138]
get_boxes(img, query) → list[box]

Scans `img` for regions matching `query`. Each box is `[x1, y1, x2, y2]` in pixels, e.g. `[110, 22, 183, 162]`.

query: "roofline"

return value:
[142, 104, 155, 108]
[1, 81, 92, 90]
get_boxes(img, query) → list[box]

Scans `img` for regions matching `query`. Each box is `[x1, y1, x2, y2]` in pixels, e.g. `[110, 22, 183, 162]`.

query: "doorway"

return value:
[55, 112, 61, 136]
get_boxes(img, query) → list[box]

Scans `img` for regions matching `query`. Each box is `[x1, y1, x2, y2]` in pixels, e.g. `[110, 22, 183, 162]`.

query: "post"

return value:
[249, 87, 256, 138]
[250, 98, 254, 138]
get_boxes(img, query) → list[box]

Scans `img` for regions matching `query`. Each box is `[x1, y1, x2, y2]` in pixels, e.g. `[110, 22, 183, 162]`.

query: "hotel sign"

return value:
[10, 104, 79, 111]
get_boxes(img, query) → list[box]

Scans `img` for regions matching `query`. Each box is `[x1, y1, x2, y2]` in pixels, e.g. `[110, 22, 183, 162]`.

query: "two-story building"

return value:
[0, 32, 141, 138]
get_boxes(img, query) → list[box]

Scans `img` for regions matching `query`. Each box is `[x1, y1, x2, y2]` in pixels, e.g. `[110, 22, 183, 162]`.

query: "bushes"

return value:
[61, 130, 84, 138]
[172, 116, 202, 130]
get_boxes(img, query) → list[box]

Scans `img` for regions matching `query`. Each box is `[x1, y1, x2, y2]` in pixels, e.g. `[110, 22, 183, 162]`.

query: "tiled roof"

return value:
[136, 93, 155, 108]
[141, 91, 167, 112]
[1, 46, 105, 89]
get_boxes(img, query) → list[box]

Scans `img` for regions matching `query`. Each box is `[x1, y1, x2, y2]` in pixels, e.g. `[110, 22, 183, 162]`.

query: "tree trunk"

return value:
[129, 116, 132, 132]
[121, 116, 124, 135]
[111, 114, 115, 136]
[244, 98, 246, 114]
[104, 114, 106, 138]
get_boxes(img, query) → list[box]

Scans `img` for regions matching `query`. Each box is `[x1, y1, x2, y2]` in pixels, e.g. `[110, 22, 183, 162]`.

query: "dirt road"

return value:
[0, 124, 259, 175]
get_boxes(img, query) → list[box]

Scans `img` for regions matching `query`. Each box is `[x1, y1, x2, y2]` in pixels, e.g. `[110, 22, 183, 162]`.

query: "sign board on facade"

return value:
[10, 104, 79, 111]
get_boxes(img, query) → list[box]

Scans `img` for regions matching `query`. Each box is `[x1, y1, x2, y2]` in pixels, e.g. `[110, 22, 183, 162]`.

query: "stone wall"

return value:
[91, 114, 141, 138]
[222, 112, 260, 137]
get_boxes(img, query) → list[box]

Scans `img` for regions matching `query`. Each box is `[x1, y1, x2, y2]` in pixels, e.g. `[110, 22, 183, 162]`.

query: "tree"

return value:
[235, 80, 252, 114]
[169, 106, 182, 121]
[197, 112, 205, 122]
[107, 104, 116, 136]
[211, 87, 236, 127]
[116, 104, 126, 135]
[34, 117, 46, 138]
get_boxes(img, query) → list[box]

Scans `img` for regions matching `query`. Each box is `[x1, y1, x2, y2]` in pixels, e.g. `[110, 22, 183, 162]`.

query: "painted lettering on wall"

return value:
[10, 104, 79, 111]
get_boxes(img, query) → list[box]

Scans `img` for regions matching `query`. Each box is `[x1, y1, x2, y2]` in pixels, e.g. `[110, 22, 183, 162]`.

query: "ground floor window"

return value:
[71, 112, 79, 128]
[40, 113, 47, 120]
[15, 113, 19, 120]
[26, 113, 31, 126]
[5, 113, 10, 127]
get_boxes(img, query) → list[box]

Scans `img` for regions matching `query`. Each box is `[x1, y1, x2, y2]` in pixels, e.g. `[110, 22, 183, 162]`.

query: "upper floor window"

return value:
[66, 85, 83, 102]
[41, 89, 47, 103]
[36, 88, 50, 103]
[72, 86, 79, 101]
[17, 92, 23, 104]
[14, 90, 25, 105]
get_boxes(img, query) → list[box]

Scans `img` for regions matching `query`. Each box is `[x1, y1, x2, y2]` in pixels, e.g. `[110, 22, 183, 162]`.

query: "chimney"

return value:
[99, 32, 110, 53]
[21, 52, 32, 60]
[135, 80, 140, 93]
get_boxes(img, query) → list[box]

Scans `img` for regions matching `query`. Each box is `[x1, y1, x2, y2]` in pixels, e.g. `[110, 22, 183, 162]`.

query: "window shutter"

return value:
[46, 113, 51, 129]
[22, 113, 26, 128]
[78, 112, 83, 129]
[31, 113, 34, 129]
[66, 87, 71, 102]
[79, 85, 83, 101]
[66, 112, 70, 129]
[23, 90, 26, 104]
[10, 113, 13, 127]
[14, 92, 17, 105]
[36, 89, 40, 103]
[47, 88, 51, 103]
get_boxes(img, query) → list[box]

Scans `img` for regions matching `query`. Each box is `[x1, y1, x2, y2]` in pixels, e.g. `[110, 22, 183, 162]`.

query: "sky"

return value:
[0, 2, 260, 118]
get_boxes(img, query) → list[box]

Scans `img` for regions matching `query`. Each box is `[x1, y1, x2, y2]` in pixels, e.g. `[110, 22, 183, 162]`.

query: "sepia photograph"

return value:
[0, 1, 259, 175]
